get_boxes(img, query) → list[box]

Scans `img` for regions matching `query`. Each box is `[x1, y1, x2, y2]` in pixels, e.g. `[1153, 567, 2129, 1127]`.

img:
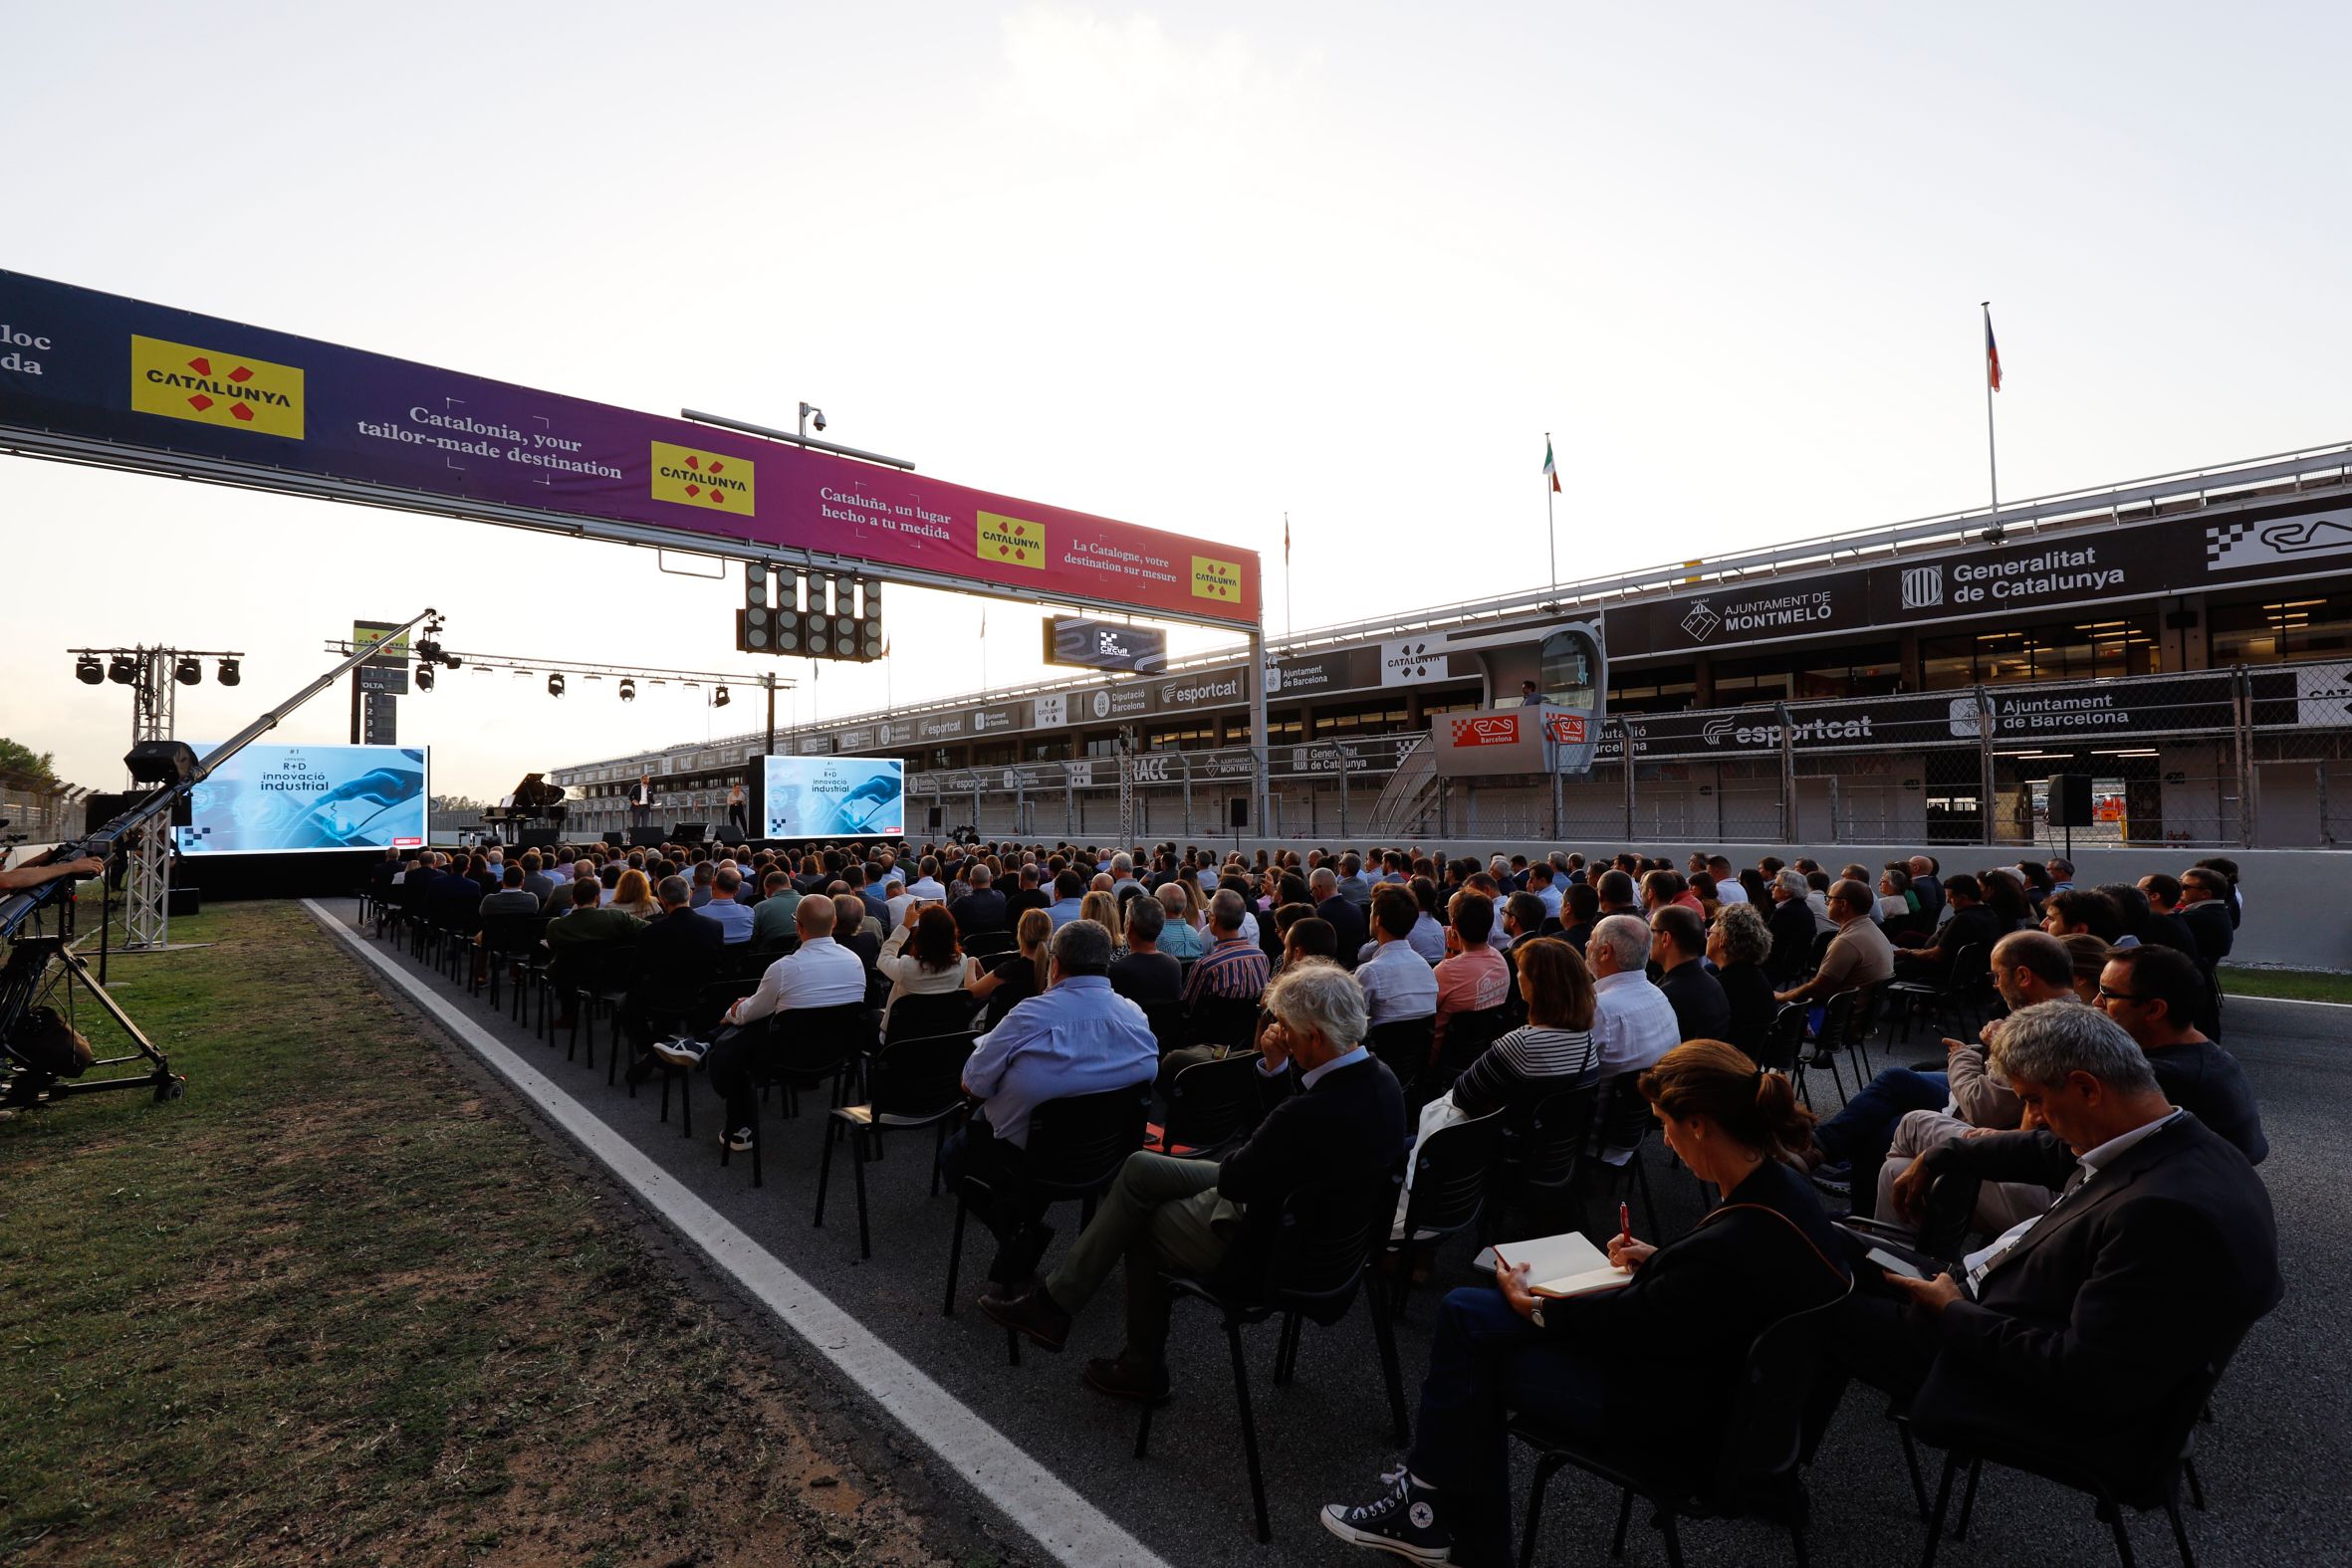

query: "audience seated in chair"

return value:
[1321, 1041, 1848, 1566]
[941, 919, 1159, 1292]
[981, 959, 1407, 1406]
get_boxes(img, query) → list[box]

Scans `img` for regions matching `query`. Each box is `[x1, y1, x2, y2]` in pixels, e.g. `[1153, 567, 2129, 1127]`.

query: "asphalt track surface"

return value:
[317, 900, 2347, 1568]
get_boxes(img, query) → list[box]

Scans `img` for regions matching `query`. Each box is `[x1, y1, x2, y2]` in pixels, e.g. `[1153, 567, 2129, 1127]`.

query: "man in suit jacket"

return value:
[949, 863, 1010, 938]
[629, 774, 654, 830]
[621, 875, 724, 1079]
[981, 960, 1407, 1404]
[1311, 867, 1370, 970]
[1841, 1001, 2281, 1467]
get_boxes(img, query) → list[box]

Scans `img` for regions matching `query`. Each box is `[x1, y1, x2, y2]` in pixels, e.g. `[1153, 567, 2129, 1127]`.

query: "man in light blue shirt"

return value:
[702, 867, 757, 944]
[1528, 863, 1564, 922]
[1357, 887, 1439, 1026]
[945, 919, 1157, 1285]
[1044, 869, 1089, 929]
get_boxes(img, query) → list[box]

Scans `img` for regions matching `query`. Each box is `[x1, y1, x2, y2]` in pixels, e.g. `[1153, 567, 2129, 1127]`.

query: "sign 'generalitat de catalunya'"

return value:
[0, 271, 1261, 627]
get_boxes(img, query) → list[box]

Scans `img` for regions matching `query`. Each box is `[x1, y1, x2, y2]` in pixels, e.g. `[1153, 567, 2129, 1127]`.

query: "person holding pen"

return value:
[1320, 1040, 1850, 1566]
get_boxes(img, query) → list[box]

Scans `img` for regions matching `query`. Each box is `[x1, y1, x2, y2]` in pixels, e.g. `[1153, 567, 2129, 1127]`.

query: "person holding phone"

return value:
[1321, 1041, 1848, 1566]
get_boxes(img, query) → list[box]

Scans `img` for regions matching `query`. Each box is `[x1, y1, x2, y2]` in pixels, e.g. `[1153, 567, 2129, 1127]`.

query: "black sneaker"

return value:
[1320, 1474, 1451, 1562]
[653, 1036, 709, 1068]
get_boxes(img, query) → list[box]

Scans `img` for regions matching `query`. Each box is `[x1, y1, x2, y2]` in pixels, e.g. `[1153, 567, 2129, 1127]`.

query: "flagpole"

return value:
[1545, 430, 1557, 584]
[1982, 303, 1999, 514]
[1283, 511, 1294, 642]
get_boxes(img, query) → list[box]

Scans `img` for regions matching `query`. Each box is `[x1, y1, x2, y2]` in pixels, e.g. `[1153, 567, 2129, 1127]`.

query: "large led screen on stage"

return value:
[173, 744, 429, 855]
[761, 755, 904, 839]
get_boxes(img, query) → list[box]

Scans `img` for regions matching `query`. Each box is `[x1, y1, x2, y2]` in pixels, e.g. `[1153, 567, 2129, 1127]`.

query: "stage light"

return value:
[75, 654, 104, 685]
[108, 653, 137, 685]
[443, 653, 463, 670]
[618, 679, 637, 702]
[216, 657, 240, 687]
[713, 684, 731, 708]
[173, 655, 202, 686]
[548, 673, 566, 698]
[415, 662, 435, 692]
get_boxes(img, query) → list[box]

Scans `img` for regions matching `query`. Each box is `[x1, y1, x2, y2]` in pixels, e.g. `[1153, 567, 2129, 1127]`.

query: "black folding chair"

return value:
[474, 913, 548, 1016]
[1133, 1176, 1411, 1544]
[962, 930, 1016, 960]
[1150, 1050, 1264, 1159]
[1142, 999, 1191, 1056]
[1587, 1074, 1660, 1235]
[1488, 1079, 1601, 1242]
[1423, 1006, 1511, 1108]
[883, 989, 979, 1045]
[656, 979, 759, 1138]
[1889, 943, 1987, 1046]
[721, 1001, 874, 1188]
[1512, 1278, 1854, 1568]
[1187, 995, 1262, 1053]
[1365, 1014, 1435, 1100]
[1386, 1106, 1509, 1313]
[942, 1082, 1149, 1361]
[816, 1030, 976, 1258]
[1911, 1328, 2251, 1568]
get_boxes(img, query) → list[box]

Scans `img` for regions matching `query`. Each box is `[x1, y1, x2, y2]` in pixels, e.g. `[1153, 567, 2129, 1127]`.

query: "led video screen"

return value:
[173, 744, 429, 855]
[761, 754, 904, 838]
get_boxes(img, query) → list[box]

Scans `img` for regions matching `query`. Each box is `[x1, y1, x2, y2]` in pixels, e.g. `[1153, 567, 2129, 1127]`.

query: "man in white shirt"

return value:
[1108, 852, 1140, 896]
[1356, 886, 1439, 1026]
[1586, 914, 1679, 1080]
[1707, 854, 1748, 904]
[884, 876, 915, 929]
[694, 896, 867, 1150]
[907, 856, 948, 902]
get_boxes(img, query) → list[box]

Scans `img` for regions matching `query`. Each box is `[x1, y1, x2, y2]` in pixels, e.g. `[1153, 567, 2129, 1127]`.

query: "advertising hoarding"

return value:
[0, 270, 1262, 627]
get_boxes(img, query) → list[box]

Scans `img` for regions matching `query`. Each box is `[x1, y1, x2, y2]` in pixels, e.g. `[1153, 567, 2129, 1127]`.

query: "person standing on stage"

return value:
[630, 774, 655, 832]
[726, 780, 749, 841]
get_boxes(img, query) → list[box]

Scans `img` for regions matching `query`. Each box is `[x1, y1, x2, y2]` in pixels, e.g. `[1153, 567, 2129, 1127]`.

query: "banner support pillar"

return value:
[1248, 625, 1270, 837]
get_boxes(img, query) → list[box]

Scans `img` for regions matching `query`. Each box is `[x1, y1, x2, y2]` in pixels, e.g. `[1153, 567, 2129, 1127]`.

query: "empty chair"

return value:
[1385, 1107, 1509, 1312]
[1151, 1050, 1265, 1159]
[720, 1001, 873, 1188]
[816, 1030, 977, 1258]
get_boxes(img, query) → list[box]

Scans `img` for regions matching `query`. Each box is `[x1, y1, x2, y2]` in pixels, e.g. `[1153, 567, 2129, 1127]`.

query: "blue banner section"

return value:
[176, 744, 428, 855]
[761, 755, 904, 838]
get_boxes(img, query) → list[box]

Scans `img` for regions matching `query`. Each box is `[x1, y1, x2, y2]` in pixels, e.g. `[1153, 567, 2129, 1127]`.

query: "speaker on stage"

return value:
[927, 804, 943, 831]
[1228, 796, 1249, 830]
[166, 886, 202, 917]
[518, 828, 561, 850]
[602, 830, 627, 848]
[630, 827, 670, 848]
[2048, 774, 2094, 828]
[668, 821, 707, 843]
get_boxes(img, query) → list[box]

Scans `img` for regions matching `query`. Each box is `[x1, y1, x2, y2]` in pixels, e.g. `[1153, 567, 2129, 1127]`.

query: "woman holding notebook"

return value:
[1322, 1040, 1852, 1567]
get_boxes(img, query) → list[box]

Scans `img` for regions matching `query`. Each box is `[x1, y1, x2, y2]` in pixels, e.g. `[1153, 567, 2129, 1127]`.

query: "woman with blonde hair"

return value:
[1080, 890, 1123, 949]
[609, 867, 659, 920]
[968, 907, 1054, 1031]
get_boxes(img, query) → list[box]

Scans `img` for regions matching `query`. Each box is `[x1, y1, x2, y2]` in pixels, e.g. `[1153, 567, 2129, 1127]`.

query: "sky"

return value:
[5, 1, 2348, 800]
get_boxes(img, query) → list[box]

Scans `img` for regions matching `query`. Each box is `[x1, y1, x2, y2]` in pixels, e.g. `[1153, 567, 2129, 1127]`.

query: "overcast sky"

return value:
[6, 2, 2347, 800]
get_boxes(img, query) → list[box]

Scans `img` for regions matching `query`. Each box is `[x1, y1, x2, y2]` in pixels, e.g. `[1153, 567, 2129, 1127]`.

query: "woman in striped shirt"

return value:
[1451, 937, 1601, 1118]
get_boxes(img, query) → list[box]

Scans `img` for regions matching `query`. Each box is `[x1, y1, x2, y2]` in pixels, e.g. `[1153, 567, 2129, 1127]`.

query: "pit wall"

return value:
[1213, 840, 2348, 973]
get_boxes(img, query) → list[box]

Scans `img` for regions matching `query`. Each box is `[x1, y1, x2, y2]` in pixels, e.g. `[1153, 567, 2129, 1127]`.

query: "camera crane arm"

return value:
[0, 606, 441, 941]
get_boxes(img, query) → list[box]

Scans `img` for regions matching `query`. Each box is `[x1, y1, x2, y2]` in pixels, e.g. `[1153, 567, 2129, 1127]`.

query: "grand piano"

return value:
[479, 774, 569, 847]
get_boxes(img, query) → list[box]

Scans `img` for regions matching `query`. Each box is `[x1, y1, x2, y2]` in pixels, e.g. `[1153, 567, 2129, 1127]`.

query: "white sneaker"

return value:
[725, 1128, 755, 1153]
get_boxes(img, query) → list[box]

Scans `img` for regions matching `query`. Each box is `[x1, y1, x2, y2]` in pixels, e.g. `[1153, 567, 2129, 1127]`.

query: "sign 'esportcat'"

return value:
[0, 271, 1263, 627]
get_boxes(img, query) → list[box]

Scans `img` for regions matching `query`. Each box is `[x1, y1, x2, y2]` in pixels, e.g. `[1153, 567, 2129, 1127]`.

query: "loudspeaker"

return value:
[669, 822, 707, 843]
[602, 830, 627, 848]
[927, 805, 943, 831]
[517, 829, 561, 850]
[166, 887, 202, 917]
[630, 827, 669, 848]
[2048, 774, 2095, 828]
[85, 792, 135, 833]
[1228, 796, 1249, 829]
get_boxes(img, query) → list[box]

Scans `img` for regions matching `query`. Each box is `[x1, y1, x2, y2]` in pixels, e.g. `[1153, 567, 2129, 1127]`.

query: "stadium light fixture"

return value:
[713, 684, 730, 708]
[415, 662, 435, 692]
[548, 672, 566, 698]
[75, 654, 104, 685]
[173, 655, 202, 686]
[618, 678, 637, 702]
[108, 652, 137, 685]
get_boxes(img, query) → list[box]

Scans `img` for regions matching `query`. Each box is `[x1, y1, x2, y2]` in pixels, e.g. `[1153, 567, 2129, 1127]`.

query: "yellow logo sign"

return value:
[650, 441, 755, 512]
[977, 512, 1048, 570]
[129, 335, 304, 439]
[1191, 555, 1244, 603]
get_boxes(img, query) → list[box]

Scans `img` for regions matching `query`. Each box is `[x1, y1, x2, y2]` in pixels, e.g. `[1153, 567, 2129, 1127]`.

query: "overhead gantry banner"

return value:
[0, 270, 1262, 627]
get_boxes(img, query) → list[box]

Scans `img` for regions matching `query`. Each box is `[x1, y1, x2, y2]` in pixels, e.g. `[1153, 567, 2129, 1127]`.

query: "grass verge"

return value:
[0, 902, 959, 1567]
[2221, 965, 2352, 1005]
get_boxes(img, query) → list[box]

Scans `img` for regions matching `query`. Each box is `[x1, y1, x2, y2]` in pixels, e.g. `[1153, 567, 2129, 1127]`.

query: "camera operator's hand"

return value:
[0, 855, 105, 893]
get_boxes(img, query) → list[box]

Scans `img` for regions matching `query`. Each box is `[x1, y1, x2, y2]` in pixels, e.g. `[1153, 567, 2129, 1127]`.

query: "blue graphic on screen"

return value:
[762, 755, 904, 838]
[174, 744, 429, 855]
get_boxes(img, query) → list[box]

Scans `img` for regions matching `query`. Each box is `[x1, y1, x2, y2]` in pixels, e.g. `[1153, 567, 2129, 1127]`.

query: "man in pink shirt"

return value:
[1432, 891, 1511, 1060]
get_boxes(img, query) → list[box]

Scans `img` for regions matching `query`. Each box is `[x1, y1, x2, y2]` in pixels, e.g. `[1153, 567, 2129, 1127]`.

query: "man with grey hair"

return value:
[1182, 889, 1271, 1008]
[1765, 867, 1820, 986]
[1153, 879, 1208, 961]
[1844, 1000, 2281, 1456]
[1334, 851, 1372, 905]
[945, 920, 1159, 1290]
[982, 960, 1407, 1404]
[1586, 913, 1679, 1080]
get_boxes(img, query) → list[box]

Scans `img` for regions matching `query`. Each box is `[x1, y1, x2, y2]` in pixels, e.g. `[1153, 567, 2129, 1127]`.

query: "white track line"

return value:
[2227, 991, 2352, 1009]
[305, 901, 1173, 1568]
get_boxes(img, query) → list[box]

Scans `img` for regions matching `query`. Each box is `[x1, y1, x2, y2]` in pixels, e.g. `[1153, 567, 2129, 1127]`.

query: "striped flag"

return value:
[1984, 310, 2002, 392]
[1284, 513, 1291, 563]
[1542, 437, 1561, 493]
